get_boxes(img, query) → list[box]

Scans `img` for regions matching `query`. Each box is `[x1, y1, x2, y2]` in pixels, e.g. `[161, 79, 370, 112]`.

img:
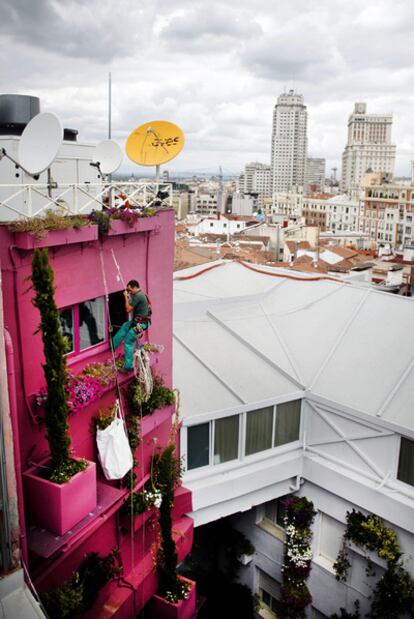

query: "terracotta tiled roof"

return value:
[285, 240, 312, 253]
[325, 245, 358, 259]
[290, 259, 329, 274]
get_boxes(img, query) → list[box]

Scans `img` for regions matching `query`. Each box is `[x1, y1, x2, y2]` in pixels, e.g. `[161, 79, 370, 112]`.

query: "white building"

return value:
[340, 102, 396, 193]
[193, 192, 218, 215]
[188, 215, 250, 237]
[174, 261, 414, 618]
[271, 91, 308, 195]
[231, 195, 257, 216]
[267, 188, 303, 218]
[305, 158, 325, 192]
[244, 162, 271, 196]
[301, 194, 362, 234]
[324, 194, 362, 233]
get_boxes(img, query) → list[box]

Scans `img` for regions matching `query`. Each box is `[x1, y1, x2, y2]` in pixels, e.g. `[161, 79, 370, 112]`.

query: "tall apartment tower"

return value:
[305, 157, 326, 192]
[243, 162, 271, 195]
[271, 90, 308, 195]
[340, 102, 396, 193]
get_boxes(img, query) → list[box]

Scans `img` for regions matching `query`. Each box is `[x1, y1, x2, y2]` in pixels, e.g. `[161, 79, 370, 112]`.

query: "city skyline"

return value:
[1, 0, 414, 177]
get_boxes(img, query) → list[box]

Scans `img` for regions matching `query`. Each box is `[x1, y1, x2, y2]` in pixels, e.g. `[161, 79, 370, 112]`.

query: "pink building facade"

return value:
[0, 210, 194, 617]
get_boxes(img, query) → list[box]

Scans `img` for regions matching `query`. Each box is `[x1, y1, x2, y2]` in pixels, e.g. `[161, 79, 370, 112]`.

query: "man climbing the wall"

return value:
[112, 279, 151, 371]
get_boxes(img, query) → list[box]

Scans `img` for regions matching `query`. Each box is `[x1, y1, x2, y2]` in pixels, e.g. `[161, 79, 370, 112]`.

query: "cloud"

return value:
[0, 0, 155, 62]
[0, 0, 413, 177]
[159, 5, 262, 52]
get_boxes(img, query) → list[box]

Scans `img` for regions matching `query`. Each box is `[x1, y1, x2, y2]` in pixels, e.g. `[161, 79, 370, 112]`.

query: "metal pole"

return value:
[155, 164, 160, 195]
[275, 224, 280, 261]
[108, 72, 112, 140]
[108, 72, 112, 189]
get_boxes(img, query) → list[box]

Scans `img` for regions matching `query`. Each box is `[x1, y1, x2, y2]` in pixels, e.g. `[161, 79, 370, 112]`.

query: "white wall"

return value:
[184, 396, 414, 616]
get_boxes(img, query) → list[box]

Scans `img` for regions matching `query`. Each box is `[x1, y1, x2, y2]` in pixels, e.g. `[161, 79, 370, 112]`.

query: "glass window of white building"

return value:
[318, 514, 345, 567]
[397, 437, 414, 487]
[246, 407, 273, 455]
[214, 415, 239, 464]
[187, 423, 209, 470]
[274, 400, 301, 446]
[187, 400, 302, 471]
[256, 567, 280, 618]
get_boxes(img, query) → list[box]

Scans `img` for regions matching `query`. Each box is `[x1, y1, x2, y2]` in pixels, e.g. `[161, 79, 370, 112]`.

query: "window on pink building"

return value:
[59, 297, 106, 355]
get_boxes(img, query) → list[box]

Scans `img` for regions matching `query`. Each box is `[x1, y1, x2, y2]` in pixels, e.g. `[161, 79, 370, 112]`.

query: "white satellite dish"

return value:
[19, 112, 63, 175]
[92, 140, 123, 175]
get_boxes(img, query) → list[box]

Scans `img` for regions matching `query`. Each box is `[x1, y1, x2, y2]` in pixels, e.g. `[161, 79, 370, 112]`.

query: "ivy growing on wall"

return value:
[152, 443, 190, 603]
[42, 550, 121, 618]
[280, 496, 316, 619]
[333, 509, 414, 619]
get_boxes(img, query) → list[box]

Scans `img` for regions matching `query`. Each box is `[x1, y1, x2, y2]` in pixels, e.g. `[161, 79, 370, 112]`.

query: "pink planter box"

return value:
[146, 578, 196, 619]
[14, 225, 98, 249]
[23, 459, 97, 535]
[141, 406, 173, 438]
[172, 487, 193, 520]
[121, 507, 154, 533]
[173, 516, 194, 563]
[107, 217, 158, 236]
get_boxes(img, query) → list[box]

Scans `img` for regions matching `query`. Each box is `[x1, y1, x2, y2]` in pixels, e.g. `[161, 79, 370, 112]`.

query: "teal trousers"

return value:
[112, 321, 144, 370]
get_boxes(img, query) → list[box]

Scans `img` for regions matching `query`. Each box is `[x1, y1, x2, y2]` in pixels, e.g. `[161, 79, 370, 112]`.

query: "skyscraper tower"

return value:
[340, 102, 396, 193]
[271, 90, 308, 195]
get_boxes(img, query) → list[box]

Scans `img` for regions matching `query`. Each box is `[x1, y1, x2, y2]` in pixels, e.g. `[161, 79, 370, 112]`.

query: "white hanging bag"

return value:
[96, 400, 133, 480]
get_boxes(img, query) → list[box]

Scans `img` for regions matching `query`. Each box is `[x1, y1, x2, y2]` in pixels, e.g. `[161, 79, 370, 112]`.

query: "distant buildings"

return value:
[265, 188, 303, 219]
[305, 157, 325, 192]
[237, 162, 271, 211]
[362, 173, 414, 248]
[270, 90, 308, 194]
[303, 194, 362, 233]
[243, 162, 272, 197]
[340, 102, 396, 193]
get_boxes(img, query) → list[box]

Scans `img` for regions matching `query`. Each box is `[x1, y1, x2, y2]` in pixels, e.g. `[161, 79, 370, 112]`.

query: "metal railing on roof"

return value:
[0, 181, 173, 221]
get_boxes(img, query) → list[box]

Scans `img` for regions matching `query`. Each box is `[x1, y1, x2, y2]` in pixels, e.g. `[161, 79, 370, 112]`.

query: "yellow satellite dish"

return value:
[126, 120, 185, 166]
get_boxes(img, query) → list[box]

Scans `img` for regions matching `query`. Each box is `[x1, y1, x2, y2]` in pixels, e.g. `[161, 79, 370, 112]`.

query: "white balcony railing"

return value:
[0, 181, 173, 221]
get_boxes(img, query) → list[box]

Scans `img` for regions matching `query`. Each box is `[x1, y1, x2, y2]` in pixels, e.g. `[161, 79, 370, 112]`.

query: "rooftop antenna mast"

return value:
[108, 72, 112, 141]
[218, 165, 224, 212]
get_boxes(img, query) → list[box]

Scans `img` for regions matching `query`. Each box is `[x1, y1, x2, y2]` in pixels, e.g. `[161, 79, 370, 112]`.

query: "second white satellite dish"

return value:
[19, 112, 63, 175]
[93, 140, 123, 175]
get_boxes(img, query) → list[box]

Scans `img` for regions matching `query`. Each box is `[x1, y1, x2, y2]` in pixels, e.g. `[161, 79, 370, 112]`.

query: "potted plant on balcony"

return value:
[146, 443, 196, 619]
[23, 248, 96, 535]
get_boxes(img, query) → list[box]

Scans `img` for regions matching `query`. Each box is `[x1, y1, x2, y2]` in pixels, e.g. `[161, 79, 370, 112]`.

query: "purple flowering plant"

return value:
[35, 356, 122, 415]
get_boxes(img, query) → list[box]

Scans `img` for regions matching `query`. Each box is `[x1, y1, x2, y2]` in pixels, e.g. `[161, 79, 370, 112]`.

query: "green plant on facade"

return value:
[279, 496, 316, 619]
[42, 550, 121, 618]
[88, 205, 157, 236]
[152, 443, 189, 603]
[31, 248, 87, 483]
[94, 405, 116, 431]
[330, 600, 360, 619]
[369, 563, 414, 618]
[122, 480, 162, 517]
[10, 209, 89, 240]
[333, 509, 414, 619]
[128, 374, 175, 417]
[9, 205, 158, 239]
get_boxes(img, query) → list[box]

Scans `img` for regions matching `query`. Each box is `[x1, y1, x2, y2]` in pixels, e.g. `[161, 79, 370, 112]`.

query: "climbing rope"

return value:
[99, 246, 153, 615]
[134, 347, 153, 397]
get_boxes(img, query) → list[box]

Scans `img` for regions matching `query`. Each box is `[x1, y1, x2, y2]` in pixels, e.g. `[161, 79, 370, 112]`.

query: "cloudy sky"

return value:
[1, 0, 414, 177]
